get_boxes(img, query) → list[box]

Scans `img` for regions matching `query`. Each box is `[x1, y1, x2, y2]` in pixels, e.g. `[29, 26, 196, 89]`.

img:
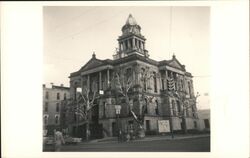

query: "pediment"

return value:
[80, 58, 104, 72]
[168, 59, 183, 70]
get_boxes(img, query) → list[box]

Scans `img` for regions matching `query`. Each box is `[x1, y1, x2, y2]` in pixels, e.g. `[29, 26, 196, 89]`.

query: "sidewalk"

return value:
[84, 133, 210, 144]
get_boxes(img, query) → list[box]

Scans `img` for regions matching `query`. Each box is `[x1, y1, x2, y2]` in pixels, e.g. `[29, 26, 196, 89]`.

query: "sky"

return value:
[43, 6, 210, 109]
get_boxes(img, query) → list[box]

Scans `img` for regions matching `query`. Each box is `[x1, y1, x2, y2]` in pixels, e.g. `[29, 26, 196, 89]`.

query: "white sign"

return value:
[158, 120, 170, 133]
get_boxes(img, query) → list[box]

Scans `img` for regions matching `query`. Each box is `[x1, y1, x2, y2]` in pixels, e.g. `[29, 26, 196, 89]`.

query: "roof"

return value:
[70, 53, 192, 78]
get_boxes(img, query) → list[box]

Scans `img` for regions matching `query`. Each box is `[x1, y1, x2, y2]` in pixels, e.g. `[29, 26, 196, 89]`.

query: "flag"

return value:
[167, 77, 175, 91]
[131, 111, 138, 120]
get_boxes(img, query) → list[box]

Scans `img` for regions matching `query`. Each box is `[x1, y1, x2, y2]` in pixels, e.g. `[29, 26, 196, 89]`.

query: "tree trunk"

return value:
[182, 117, 188, 134]
[137, 124, 145, 138]
[86, 121, 90, 141]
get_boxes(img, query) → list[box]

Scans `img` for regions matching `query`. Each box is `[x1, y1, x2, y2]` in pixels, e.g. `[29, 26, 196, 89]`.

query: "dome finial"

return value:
[92, 51, 96, 58]
[126, 14, 137, 25]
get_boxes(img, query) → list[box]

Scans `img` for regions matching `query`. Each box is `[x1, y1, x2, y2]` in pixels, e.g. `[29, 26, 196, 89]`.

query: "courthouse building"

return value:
[68, 14, 199, 138]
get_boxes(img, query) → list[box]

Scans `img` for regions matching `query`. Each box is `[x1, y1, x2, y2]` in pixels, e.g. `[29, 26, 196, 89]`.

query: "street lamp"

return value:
[115, 105, 121, 142]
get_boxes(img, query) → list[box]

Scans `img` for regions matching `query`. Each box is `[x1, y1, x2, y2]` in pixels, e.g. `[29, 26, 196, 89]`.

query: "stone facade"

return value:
[43, 84, 70, 136]
[68, 14, 199, 138]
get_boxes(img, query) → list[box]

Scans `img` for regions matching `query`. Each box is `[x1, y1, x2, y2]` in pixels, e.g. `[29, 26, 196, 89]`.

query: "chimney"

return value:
[42, 84, 46, 88]
[50, 82, 54, 88]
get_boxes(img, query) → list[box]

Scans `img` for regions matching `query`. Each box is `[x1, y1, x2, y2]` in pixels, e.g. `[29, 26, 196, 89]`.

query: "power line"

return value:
[169, 6, 173, 59]
[48, 8, 97, 33]
[45, 8, 131, 53]
[192, 75, 211, 78]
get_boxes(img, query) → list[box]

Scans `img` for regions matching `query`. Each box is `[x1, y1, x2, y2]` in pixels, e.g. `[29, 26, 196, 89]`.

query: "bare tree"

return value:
[167, 77, 199, 134]
[113, 66, 154, 137]
[68, 83, 99, 141]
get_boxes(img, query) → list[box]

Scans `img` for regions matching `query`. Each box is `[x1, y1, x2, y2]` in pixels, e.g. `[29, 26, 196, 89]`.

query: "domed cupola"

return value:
[113, 14, 149, 59]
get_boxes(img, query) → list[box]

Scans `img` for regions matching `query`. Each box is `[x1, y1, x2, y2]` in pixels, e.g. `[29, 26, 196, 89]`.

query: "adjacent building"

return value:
[43, 84, 70, 136]
[68, 14, 199, 139]
[197, 109, 210, 131]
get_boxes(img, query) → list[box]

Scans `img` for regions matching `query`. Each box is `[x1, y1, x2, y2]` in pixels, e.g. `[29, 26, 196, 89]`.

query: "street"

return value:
[44, 136, 210, 152]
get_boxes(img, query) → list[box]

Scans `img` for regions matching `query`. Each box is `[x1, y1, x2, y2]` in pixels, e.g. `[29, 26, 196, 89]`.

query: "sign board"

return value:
[158, 120, 170, 133]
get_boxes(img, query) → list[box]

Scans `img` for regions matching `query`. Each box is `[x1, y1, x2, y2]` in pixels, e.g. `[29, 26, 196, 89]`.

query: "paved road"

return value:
[49, 136, 210, 152]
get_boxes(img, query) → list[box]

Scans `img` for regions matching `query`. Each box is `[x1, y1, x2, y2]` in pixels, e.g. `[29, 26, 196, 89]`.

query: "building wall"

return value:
[197, 109, 210, 131]
[43, 84, 70, 133]
[68, 59, 199, 136]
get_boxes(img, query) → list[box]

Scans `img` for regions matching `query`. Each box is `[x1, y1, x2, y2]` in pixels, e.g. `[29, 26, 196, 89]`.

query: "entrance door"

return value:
[146, 120, 150, 131]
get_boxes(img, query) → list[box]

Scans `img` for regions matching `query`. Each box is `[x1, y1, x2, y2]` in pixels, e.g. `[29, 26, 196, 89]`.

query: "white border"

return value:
[1, 1, 249, 158]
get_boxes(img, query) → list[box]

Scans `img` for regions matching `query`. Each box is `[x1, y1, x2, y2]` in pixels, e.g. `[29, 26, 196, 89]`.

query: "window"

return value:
[103, 102, 106, 118]
[44, 115, 48, 125]
[56, 103, 60, 112]
[192, 106, 196, 118]
[161, 79, 165, 90]
[55, 115, 59, 124]
[144, 99, 148, 114]
[188, 82, 192, 95]
[204, 119, 210, 128]
[186, 102, 190, 117]
[44, 102, 48, 112]
[194, 121, 197, 128]
[146, 120, 150, 131]
[153, 72, 157, 93]
[181, 79, 184, 91]
[64, 93, 67, 100]
[128, 120, 134, 130]
[126, 68, 132, 76]
[57, 93, 60, 100]
[141, 68, 146, 91]
[155, 100, 159, 115]
[45, 91, 49, 99]
[176, 100, 181, 114]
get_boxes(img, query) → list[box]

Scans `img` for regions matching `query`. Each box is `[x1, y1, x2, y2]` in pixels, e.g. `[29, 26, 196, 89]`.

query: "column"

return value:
[107, 69, 110, 88]
[119, 42, 121, 51]
[135, 38, 137, 48]
[70, 81, 76, 100]
[132, 38, 135, 49]
[99, 71, 102, 90]
[87, 75, 90, 90]
[128, 39, 131, 49]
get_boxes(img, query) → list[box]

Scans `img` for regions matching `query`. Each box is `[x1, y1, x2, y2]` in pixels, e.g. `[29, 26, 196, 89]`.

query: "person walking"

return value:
[54, 128, 65, 151]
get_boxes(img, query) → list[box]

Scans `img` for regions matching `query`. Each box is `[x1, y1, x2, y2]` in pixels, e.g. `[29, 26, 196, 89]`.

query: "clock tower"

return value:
[113, 14, 149, 59]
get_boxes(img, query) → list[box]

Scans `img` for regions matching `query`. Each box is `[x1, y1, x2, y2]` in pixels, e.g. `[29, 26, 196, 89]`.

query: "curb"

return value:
[86, 134, 210, 144]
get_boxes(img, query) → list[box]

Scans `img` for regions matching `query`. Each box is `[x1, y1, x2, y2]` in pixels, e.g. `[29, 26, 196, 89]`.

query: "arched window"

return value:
[155, 100, 159, 115]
